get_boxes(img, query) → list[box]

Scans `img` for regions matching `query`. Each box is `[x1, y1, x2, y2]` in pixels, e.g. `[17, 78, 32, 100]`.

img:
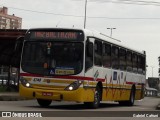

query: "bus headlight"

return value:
[20, 77, 32, 88]
[65, 80, 83, 91]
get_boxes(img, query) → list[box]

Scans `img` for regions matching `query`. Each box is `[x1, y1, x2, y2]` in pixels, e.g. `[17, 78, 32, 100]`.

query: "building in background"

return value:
[0, 6, 22, 29]
[147, 77, 159, 90]
[0, 7, 22, 87]
[145, 77, 160, 96]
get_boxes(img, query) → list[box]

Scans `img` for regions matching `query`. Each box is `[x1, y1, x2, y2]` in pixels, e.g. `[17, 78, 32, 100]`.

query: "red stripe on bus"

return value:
[20, 73, 105, 82]
[126, 82, 144, 85]
[97, 78, 105, 82]
[126, 82, 134, 84]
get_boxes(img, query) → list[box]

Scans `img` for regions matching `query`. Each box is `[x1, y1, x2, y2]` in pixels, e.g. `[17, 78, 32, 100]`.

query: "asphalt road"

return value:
[0, 97, 159, 111]
[0, 97, 159, 119]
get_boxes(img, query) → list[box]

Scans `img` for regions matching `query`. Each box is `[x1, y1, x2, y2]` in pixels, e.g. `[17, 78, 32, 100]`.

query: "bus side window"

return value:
[119, 48, 126, 70]
[111, 45, 119, 69]
[138, 55, 143, 74]
[85, 39, 93, 72]
[103, 42, 111, 68]
[142, 56, 146, 74]
[133, 53, 138, 73]
[94, 40, 102, 66]
[126, 51, 132, 72]
[138, 55, 146, 75]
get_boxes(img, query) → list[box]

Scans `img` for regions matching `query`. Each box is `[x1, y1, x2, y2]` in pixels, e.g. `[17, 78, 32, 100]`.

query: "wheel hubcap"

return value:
[131, 92, 134, 103]
[94, 90, 99, 105]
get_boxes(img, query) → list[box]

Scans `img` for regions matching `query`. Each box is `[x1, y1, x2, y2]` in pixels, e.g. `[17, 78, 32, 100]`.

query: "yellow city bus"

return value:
[19, 28, 146, 108]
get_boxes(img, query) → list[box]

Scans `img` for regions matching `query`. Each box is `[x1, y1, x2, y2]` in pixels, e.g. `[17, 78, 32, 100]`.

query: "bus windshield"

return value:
[21, 41, 84, 76]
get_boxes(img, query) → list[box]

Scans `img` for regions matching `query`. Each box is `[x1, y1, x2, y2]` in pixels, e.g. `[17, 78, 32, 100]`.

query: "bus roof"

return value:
[27, 28, 145, 55]
[83, 29, 145, 55]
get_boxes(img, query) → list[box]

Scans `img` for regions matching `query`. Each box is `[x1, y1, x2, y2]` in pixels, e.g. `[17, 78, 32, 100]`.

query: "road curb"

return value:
[0, 92, 28, 101]
[0, 96, 26, 101]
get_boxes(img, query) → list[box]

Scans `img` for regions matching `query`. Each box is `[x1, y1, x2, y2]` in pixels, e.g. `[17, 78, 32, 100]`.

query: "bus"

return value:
[19, 28, 146, 108]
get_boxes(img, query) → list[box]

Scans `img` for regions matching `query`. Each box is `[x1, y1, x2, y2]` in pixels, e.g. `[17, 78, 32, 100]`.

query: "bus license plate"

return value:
[42, 92, 53, 96]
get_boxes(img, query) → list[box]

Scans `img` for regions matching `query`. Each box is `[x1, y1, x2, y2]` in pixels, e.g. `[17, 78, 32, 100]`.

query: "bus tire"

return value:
[37, 99, 52, 107]
[84, 86, 101, 109]
[127, 87, 135, 106]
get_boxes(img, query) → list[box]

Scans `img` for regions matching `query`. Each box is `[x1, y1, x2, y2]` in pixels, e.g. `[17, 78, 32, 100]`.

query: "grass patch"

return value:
[0, 86, 7, 92]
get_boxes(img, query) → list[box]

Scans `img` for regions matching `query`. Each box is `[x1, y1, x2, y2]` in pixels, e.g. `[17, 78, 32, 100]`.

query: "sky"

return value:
[1, 0, 160, 78]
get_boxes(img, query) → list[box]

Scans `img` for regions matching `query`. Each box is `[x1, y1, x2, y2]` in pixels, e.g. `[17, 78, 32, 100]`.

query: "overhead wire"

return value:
[89, 0, 160, 6]
[3, 6, 83, 18]
[1, 0, 160, 20]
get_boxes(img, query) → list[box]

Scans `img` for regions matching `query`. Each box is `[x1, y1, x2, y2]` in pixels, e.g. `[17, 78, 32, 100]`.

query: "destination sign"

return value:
[28, 31, 84, 41]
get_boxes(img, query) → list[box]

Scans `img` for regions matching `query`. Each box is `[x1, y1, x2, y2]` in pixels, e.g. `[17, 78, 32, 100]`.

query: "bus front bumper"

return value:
[19, 84, 94, 102]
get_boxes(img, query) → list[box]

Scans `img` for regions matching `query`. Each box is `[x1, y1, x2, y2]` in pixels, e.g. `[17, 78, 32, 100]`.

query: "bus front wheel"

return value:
[84, 86, 101, 109]
[37, 99, 52, 107]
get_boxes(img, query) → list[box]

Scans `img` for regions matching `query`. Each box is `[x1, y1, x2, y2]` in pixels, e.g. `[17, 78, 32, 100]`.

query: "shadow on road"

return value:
[26, 102, 139, 110]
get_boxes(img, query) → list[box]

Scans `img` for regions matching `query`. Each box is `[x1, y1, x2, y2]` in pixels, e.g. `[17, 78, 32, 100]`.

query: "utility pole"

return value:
[84, 0, 87, 29]
[151, 66, 154, 77]
[107, 28, 116, 37]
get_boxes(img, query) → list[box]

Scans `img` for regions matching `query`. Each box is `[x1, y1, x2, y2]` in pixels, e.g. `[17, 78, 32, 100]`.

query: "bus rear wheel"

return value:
[37, 99, 52, 107]
[127, 88, 135, 106]
[84, 86, 101, 109]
